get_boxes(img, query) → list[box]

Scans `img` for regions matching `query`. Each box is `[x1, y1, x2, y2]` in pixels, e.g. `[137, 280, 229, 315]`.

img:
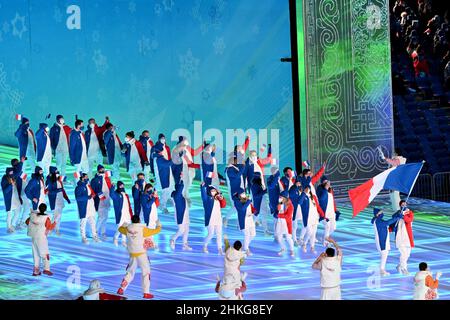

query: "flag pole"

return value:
[405, 160, 425, 202]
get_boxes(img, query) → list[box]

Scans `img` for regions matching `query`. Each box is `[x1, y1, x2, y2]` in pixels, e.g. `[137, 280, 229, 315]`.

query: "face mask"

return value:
[250, 155, 257, 161]
[99, 170, 105, 175]
[184, 141, 189, 146]
[59, 119, 65, 125]
[39, 171, 44, 176]
[125, 138, 130, 143]
[79, 126, 85, 131]
[45, 127, 50, 132]
[160, 138, 165, 144]
[56, 173, 60, 177]
[89, 123, 95, 129]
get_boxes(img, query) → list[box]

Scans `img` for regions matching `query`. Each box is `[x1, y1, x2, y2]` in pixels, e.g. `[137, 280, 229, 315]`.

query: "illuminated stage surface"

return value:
[0, 149, 449, 300]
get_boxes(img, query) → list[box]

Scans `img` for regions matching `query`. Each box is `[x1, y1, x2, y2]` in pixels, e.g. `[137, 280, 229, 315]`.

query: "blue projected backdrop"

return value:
[0, 0, 294, 167]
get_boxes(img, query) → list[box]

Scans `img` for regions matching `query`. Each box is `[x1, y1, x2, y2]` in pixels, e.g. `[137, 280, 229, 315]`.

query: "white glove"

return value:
[436, 271, 442, 280]
[377, 146, 385, 160]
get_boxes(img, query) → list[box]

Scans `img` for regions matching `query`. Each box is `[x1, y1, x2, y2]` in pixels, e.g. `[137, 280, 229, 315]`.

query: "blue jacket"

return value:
[250, 182, 267, 216]
[141, 191, 158, 226]
[371, 214, 401, 251]
[103, 130, 120, 165]
[1, 172, 22, 211]
[233, 196, 252, 230]
[267, 171, 281, 218]
[90, 173, 110, 211]
[15, 122, 33, 158]
[225, 165, 244, 196]
[49, 123, 71, 151]
[151, 142, 172, 188]
[24, 173, 45, 210]
[316, 185, 341, 221]
[35, 123, 50, 162]
[69, 130, 85, 165]
[11, 162, 24, 196]
[289, 185, 307, 220]
[171, 183, 187, 225]
[74, 180, 92, 219]
[139, 135, 155, 174]
[45, 176, 69, 210]
[131, 179, 146, 214]
[109, 185, 133, 224]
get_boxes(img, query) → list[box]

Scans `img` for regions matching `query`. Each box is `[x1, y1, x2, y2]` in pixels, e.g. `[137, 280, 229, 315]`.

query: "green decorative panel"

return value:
[296, 0, 394, 197]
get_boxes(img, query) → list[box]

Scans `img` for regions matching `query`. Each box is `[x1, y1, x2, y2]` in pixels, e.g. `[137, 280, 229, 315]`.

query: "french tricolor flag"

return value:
[303, 160, 310, 168]
[348, 162, 424, 217]
[73, 172, 80, 180]
[15, 114, 22, 121]
[271, 158, 277, 165]
[20, 172, 27, 180]
[105, 170, 112, 178]
[207, 171, 216, 178]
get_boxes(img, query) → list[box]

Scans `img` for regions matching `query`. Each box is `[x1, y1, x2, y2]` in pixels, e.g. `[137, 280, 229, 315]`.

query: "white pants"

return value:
[204, 224, 223, 249]
[120, 253, 151, 294]
[380, 249, 389, 271]
[278, 233, 294, 251]
[292, 217, 302, 242]
[23, 147, 36, 173]
[6, 208, 21, 230]
[114, 224, 127, 243]
[55, 151, 69, 176]
[159, 188, 174, 211]
[304, 224, 318, 249]
[31, 236, 50, 272]
[171, 223, 190, 244]
[321, 286, 341, 300]
[75, 158, 89, 177]
[181, 168, 195, 201]
[38, 155, 52, 178]
[97, 200, 110, 236]
[18, 198, 29, 226]
[398, 246, 411, 270]
[242, 226, 256, 251]
[80, 215, 97, 239]
[322, 219, 336, 242]
[88, 149, 103, 178]
[53, 193, 65, 232]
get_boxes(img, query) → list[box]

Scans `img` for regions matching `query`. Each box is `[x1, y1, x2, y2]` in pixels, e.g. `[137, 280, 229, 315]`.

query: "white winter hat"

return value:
[83, 279, 105, 295]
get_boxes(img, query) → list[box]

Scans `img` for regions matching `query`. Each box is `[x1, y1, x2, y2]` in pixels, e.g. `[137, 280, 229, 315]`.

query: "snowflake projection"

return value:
[178, 48, 200, 84]
[3, 21, 10, 34]
[154, 3, 162, 16]
[247, 65, 257, 79]
[182, 106, 196, 130]
[202, 89, 211, 101]
[11, 13, 27, 39]
[0, 62, 25, 137]
[92, 50, 109, 75]
[192, 0, 227, 35]
[92, 30, 100, 43]
[120, 75, 159, 121]
[53, 6, 63, 23]
[128, 1, 136, 13]
[163, 0, 174, 11]
[11, 69, 20, 83]
[252, 24, 260, 35]
[213, 36, 225, 55]
[281, 86, 292, 102]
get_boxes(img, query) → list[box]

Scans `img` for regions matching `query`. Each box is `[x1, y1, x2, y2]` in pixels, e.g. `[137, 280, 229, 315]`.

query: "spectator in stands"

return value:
[444, 60, 450, 90]
[414, 55, 430, 78]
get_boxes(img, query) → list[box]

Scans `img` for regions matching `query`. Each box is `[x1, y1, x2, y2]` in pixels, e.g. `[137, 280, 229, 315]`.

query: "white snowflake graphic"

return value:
[178, 49, 200, 83]
[92, 50, 109, 75]
[53, 6, 63, 23]
[192, 0, 226, 35]
[92, 30, 100, 42]
[154, 3, 162, 16]
[129, 1, 136, 13]
[11, 13, 27, 39]
[163, 0, 174, 11]
[213, 36, 226, 55]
